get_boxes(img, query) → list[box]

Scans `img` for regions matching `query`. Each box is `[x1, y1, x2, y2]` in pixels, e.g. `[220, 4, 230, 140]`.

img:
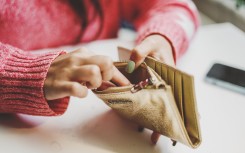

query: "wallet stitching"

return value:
[183, 75, 200, 143]
[188, 77, 201, 141]
[180, 73, 185, 124]
[167, 69, 197, 147]
[146, 57, 193, 77]
[167, 88, 191, 146]
[156, 62, 162, 77]
[97, 57, 201, 147]
[175, 69, 200, 146]
[146, 57, 201, 146]
[148, 59, 194, 146]
[173, 70, 184, 123]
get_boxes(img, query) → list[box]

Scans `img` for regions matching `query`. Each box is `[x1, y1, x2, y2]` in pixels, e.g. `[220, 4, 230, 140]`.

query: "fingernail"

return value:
[152, 140, 157, 145]
[125, 60, 135, 73]
[151, 132, 160, 145]
[151, 137, 157, 145]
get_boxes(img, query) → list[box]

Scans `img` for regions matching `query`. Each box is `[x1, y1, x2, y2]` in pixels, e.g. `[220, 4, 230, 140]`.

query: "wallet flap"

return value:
[93, 58, 201, 148]
[144, 56, 201, 148]
[95, 86, 191, 146]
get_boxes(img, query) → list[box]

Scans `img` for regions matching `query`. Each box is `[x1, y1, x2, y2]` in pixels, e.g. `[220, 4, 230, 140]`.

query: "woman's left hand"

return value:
[130, 34, 175, 144]
[130, 34, 175, 67]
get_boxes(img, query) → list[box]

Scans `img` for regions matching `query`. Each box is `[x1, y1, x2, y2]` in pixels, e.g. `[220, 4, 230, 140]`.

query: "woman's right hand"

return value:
[44, 48, 130, 100]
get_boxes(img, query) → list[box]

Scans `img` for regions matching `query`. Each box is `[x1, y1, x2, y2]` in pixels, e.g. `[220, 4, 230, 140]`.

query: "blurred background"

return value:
[194, 0, 245, 30]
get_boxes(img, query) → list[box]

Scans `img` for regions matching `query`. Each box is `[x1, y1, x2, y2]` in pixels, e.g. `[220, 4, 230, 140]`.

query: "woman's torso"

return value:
[0, 0, 120, 50]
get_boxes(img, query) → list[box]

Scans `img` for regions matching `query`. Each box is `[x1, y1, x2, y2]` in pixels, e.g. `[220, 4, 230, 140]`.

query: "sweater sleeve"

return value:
[0, 42, 70, 116]
[120, 0, 200, 60]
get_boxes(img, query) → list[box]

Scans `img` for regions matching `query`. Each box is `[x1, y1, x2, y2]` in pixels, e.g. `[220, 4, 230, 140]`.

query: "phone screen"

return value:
[205, 63, 245, 94]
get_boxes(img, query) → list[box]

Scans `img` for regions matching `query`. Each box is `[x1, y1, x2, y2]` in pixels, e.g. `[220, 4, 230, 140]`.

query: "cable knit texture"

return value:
[0, 43, 69, 116]
[0, 0, 199, 116]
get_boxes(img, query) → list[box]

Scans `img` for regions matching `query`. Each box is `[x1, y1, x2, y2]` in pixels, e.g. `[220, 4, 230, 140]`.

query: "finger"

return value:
[59, 81, 88, 99]
[151, 131, 161, 145]
[149, 52, 161, 61]
[111, 66, 131, 86]
[82, 55, 114, 81]
[150, 50, 175, 67]
[71, 65, 102, 89]
[97, 81, 116, 91]
[61, 47, 93, 66]
[72, 47, 94, 57]
[62, 81, 88, 98]
[130, 39, 155, 68]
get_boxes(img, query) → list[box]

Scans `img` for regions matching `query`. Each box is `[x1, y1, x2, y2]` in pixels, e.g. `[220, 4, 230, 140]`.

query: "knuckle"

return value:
[103, 75, 112, 81]
[76, 47, 87, 53]
[70, 64, 78, 71]
[93, 78, 102, 88]
[76, 47, 93, 56]
[60, 68, 70, 76]
[102, 70, 113, 81]
[102, 56, 113, 69]
[83, 88, 89, 96]
[67, 55, 78, 65]
[69, 83, 79, 95]
[89, 76, 102, 88]
[79, 87, 88, 98]
[89, 65, 100, 76]
[133, 48, 146, 59]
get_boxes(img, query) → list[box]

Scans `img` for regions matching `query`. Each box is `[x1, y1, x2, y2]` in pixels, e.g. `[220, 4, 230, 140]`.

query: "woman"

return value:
[0, 0, 199, 144]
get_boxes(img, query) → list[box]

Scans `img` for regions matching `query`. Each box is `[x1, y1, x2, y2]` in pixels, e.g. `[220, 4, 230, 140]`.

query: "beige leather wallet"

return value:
[93, 56, 201, 148]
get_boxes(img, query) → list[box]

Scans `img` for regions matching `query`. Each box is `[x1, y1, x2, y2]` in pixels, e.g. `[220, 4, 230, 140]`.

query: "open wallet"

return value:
[93, 56, 202, 148]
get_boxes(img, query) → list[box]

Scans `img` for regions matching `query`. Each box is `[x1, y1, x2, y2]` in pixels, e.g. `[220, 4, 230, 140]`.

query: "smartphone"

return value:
[205, 63, 245, 95]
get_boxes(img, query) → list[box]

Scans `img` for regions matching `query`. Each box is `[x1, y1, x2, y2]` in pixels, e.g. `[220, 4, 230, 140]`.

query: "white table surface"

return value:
[0, 23, 245, 153]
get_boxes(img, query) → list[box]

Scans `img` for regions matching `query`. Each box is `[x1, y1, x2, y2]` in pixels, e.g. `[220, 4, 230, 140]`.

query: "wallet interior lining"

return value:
[182, 74, 200, 144]
[116, 59, 201, 146]
[149, 60, 186, 123]
[162, 65, 185, 121]
[148, 59, 185, 119]
[155, 62, 162, 80]
[144, 57, 201, 146]
[168, 67, 175, 94]
[161, 64, 168, 85]
[175, 70, 184, 122]
[115, 63, 151, 84]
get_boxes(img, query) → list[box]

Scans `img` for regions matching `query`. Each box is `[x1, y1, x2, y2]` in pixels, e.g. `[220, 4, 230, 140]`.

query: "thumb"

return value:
[130, 42, 153, 68]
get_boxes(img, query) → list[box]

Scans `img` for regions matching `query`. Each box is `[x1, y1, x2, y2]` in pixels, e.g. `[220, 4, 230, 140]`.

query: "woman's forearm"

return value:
[0, 42, 69, 116]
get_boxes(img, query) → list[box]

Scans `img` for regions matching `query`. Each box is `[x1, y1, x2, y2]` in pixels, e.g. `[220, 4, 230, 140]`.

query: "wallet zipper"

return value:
[130, 78, 154, 93]
[130, 63, 166, 93]
[131, 72, 165, 93]
[94, 85, 133, 94]
[95, 78, 162, 94]
[95, 62, 165, 94]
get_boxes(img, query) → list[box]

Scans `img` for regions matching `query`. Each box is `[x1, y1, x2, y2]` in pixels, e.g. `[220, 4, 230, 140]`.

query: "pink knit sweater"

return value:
[0, 0, 199, 116]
